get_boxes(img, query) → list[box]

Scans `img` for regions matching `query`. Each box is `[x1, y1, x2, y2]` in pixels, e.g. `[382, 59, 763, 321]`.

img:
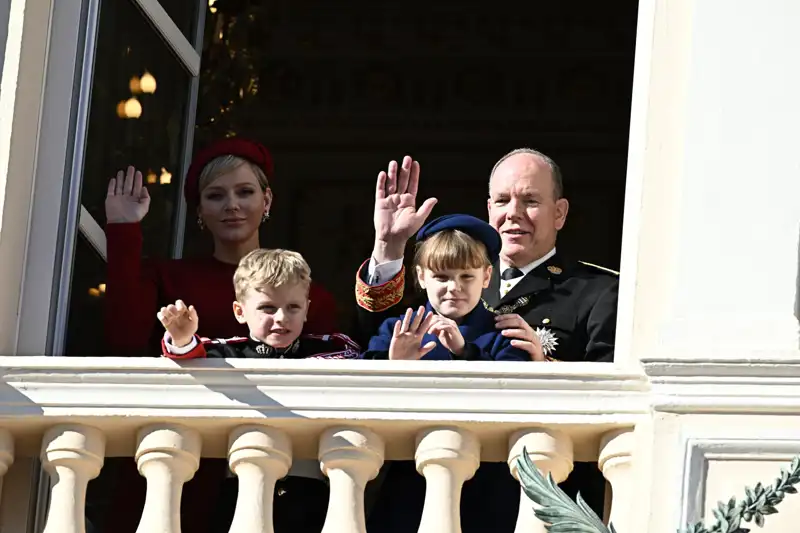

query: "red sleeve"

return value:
[104, 223, 160, 356]
[355, 259, 405, 312]
[306, 282, 339, 334]
[161, 335, 207, 360]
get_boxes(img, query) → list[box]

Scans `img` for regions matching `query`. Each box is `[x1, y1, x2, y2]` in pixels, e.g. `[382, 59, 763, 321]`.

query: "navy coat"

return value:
[361, 300, 530, 362]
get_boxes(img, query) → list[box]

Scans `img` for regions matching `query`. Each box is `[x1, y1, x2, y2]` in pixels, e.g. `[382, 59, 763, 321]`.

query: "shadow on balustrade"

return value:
[175, 357, 309, 418]
[0, 375, 45, 415]
[171, 359, 607, 533]
[86, 357, 337, 533]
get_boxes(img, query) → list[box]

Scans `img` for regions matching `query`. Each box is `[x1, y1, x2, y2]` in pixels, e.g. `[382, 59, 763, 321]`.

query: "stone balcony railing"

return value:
[0, 357, 648, 533]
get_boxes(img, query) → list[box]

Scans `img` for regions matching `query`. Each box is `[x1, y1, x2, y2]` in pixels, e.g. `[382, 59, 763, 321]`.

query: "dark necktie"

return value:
[501, 267, 524, 281]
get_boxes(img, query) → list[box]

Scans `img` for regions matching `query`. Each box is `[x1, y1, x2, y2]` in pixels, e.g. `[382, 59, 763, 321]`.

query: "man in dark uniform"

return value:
[355, 149, 618, 531]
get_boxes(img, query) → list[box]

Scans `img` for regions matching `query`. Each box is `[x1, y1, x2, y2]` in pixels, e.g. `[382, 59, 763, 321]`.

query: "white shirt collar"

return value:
[500, 247, 557, 277]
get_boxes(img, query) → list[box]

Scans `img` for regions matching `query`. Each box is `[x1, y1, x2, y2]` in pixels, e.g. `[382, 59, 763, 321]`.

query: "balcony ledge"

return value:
[0, 357, 648, 460]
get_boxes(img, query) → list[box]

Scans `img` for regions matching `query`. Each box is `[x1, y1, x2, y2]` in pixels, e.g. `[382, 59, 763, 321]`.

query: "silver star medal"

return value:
[534, 327, 559, 356]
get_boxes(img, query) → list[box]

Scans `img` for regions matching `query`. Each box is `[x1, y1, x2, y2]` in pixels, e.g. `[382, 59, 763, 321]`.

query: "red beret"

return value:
[184, 137, 274, 205]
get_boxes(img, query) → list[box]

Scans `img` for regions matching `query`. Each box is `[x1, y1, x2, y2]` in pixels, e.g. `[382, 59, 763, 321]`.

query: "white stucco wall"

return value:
[674, 0, 800, 353]
[622, 0, 800, 362]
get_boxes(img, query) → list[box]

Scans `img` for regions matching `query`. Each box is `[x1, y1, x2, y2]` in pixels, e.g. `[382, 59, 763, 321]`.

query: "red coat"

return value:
[105, 222, 338, 357]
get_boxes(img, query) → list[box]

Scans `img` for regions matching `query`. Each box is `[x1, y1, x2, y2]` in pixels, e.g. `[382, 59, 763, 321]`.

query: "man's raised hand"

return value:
[373, 156, 437, 263]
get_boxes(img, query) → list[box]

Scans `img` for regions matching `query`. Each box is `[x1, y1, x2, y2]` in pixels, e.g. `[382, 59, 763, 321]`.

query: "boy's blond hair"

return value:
[234, 249, 311, 301]
[414, 230, 491, 273]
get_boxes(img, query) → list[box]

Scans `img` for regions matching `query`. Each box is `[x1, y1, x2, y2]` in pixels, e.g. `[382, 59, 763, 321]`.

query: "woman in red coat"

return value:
[104, 137, 338, 357]
[96, 138, 339, 533]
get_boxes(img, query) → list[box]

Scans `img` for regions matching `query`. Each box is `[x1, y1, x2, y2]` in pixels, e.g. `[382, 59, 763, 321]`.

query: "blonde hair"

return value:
[414, 230, 491, 273]
[198, 155, 269, 195]
[234, 249, 311, 301]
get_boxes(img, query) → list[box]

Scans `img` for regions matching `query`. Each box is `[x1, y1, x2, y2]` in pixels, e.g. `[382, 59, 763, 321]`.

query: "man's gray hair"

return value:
[489, 148, 564, 200]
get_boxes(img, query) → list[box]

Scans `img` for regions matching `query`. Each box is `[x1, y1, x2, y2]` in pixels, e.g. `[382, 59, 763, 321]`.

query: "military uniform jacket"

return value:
[362, 301, 530, 361]
[162, 333, 361, 360]
[355, 253, 618, 362]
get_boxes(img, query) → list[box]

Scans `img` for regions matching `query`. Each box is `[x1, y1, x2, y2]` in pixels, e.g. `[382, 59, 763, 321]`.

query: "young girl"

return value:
[361, 214, 530, 362]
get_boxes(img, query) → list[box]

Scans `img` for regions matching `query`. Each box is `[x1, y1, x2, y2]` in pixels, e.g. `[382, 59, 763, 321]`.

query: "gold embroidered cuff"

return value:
[355, 259, 405, 312]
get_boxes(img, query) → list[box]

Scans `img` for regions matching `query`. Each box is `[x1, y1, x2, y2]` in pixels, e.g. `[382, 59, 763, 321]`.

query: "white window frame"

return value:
[18, 1, 207, 528]
[35, 0, 206, 358]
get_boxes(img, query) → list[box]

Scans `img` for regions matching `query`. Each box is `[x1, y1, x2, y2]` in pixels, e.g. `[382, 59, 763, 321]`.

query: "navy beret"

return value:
[416, 214, 501, 264]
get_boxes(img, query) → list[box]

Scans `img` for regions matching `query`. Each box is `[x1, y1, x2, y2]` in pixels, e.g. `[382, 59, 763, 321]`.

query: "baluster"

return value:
[41, 425, 105, 533]
[507, 429, 573, 533]
[319, 426, 384, 533]
[415, 427, 480, 533]
[135, 424, 201, 533]
[228, 425, 292, 533]
[599, 428, 635, 531]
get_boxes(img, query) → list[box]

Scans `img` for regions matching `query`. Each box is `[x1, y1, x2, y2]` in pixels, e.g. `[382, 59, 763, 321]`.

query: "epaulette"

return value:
[578, 261, 619, 276]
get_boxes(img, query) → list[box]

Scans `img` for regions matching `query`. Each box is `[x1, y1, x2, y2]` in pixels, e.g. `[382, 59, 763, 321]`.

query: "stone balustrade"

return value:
[0, 357, 647, 532]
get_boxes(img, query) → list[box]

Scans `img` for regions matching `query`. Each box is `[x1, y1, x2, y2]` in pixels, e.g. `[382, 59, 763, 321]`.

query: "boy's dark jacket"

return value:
[162, 333, 360, 360]
[362, 300, 530, 361]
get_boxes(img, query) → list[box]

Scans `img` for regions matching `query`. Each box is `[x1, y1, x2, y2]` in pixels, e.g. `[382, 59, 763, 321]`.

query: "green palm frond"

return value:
[516, 446, 614, 533]
[517, 447, 800, 533]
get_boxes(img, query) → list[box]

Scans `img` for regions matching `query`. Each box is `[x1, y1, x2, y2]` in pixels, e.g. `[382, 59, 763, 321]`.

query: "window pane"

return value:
[81, 0, 192, 259]
[64, 234, 107, 357]
[151, 0, 199, 44]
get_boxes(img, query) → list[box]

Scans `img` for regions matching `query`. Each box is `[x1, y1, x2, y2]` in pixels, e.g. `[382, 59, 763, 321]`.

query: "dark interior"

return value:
[67, 0, 637, 355]
[187, 0, 639, 330]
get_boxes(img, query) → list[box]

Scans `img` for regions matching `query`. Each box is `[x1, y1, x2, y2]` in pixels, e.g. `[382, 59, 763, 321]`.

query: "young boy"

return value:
[158, 248, 359, 361]
[361, 214, 530, 361]
[157, 248, 358, 533]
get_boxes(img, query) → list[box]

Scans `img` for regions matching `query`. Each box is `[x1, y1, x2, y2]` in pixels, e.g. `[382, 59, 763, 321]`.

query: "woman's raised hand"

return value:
[105, 166, 151, 223]
[372, 156, 437, 263]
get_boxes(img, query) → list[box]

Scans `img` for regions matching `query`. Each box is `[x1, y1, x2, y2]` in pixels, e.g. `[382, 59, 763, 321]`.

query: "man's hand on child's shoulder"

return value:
[157, 299, 198, 348]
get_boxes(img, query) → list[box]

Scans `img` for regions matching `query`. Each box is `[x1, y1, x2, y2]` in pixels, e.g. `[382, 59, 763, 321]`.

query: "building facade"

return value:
[0, 0, 799, 531]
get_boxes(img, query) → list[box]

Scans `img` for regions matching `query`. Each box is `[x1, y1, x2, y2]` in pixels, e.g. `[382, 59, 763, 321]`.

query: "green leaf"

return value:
[726, 514, 741, 533]
[690, 455, 800, 533]
[516, 446, 611, 533]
